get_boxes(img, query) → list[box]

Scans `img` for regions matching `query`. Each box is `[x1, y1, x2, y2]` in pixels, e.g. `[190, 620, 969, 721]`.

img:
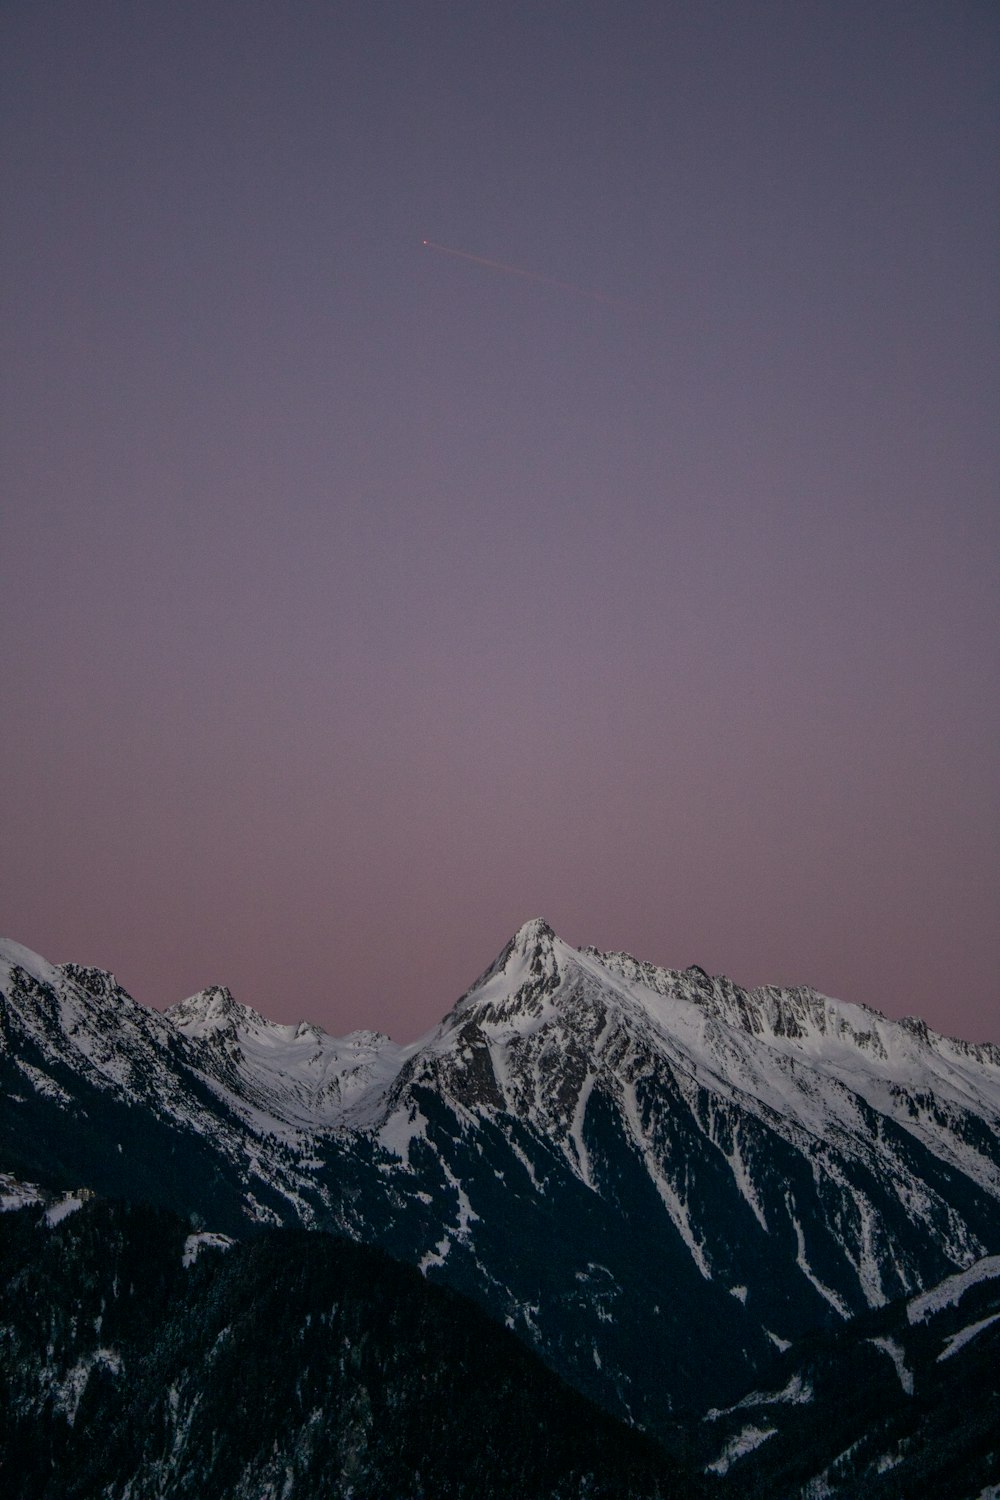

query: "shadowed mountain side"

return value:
[700, 1255, 1000, 1497]
[0, 1198, 704, 1500]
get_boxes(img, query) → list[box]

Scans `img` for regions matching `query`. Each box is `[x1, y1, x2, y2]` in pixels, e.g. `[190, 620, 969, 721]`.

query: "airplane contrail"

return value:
[421, 239, 628, 308]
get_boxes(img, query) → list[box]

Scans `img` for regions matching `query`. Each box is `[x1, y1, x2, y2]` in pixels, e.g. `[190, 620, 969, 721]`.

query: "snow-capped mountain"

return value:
[0, 939, 337, 1232]
[2, 921, 999, 1435]
[166, 984, 403, 1130]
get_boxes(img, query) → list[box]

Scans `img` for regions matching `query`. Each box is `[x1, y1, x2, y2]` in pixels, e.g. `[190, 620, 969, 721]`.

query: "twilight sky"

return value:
[2, 1, 998, 1042]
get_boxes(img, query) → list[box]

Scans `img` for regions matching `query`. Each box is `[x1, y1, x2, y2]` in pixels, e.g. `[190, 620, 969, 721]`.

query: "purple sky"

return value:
[3, 1, 998, 1043]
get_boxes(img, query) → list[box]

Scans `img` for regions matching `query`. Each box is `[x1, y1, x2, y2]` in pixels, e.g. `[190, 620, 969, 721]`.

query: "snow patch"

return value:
[789, 1202, 849, 1316]
[566, 1069, 597, 1188]
[706, 1372, 812, 1420]
[937, 1311, 1000, 1361]
[182, 1232, 235, 1268]
[419, 1238, 451, 1274]
[907, 1255, 1000, 1324]
[621, 1080, 712, 1279]
[377, 1102, 428, 1163]
[16, 1060, 72, 1104]
[54, 1348, 122, 1424]
[868, 1336, 914, 1394]
[707, 1423, 777, 1475]
[45, 1194, 84, 1226]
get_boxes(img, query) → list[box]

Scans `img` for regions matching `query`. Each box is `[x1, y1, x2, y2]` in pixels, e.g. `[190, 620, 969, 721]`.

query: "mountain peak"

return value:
[166, 985, 263, 1039]
[494, 917, 564, 987]
[444, 918, 565, 1029]
[510, 916, 556, 952]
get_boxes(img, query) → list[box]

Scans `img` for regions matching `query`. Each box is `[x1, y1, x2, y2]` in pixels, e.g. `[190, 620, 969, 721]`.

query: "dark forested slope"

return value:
[0, 1197, 703, 1500]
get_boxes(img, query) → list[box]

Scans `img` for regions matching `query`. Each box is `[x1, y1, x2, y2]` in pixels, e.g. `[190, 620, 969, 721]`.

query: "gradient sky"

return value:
[3, 1, 998, 1042]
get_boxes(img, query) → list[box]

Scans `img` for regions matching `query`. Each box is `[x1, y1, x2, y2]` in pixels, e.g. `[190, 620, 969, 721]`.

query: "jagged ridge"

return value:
[2, 923, 999, 1434]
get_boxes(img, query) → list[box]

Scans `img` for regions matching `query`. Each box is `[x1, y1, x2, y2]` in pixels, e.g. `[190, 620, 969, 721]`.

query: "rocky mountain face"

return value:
[2, 922, 999, 1453]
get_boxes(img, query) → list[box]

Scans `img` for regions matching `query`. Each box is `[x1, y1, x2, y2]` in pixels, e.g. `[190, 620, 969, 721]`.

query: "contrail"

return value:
[421, 239, 628, 308]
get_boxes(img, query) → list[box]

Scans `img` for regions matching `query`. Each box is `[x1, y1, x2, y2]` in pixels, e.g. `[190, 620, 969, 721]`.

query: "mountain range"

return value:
[2, 920, 999, 1495]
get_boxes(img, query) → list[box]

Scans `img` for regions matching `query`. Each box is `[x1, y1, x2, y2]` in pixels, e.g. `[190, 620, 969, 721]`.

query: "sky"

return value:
[2, 1, 997, 1043]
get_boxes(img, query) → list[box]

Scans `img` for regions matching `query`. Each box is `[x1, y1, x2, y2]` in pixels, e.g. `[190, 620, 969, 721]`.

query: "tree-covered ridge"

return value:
[0, 1198, 703, 1500]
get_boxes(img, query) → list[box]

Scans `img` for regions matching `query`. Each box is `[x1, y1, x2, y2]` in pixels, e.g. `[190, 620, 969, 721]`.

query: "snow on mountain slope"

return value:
[587, 942, 1000, 1191]
[167, 985, 406, 1130]
[907, 1254, 1000, 1325]
[0, 939, 200, 1112]
[0, 939, 340, 1229]
[370, 920, 1000, 1314]
[0, 939, 402, 1141]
